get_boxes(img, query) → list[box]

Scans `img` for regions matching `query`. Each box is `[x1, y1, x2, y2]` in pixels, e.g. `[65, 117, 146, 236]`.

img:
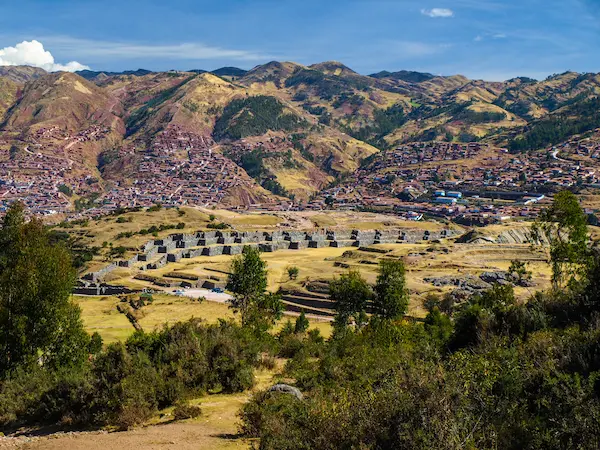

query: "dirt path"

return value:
[9, 392, 251, 450]
[17, 421, 249, 450]
[4, 365, 283, 450]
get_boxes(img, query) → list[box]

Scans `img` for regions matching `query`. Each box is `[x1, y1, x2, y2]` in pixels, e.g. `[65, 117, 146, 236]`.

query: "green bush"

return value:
[173, 402, 202, 420]
[0, 319, 261, 429]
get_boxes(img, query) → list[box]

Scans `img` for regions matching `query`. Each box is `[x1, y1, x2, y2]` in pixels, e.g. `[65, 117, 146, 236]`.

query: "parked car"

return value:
[211, 287, 224, 293]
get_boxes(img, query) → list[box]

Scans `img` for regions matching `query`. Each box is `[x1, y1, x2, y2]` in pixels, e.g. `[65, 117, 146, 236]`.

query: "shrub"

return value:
[258, 354, 277, 370]
[173, 402, 202, 420]
[287, 266, 300, 280]
[207, 222, 230, 230]
[294, 312, 309, 334]
[147, 203, 162, 212]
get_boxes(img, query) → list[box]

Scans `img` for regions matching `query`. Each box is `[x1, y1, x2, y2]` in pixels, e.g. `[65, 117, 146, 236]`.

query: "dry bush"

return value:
[173, 402, 202, 420]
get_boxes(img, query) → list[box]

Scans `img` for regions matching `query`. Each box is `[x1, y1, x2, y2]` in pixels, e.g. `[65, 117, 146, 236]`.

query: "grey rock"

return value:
[268, 384, 303, 400]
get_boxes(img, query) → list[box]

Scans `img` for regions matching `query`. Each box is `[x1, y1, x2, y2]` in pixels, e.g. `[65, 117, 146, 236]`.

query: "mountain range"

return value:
[1, 61, 600, 204]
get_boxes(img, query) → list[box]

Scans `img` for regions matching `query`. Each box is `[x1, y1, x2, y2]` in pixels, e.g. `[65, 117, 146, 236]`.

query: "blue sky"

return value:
[1, 0, 600, 80]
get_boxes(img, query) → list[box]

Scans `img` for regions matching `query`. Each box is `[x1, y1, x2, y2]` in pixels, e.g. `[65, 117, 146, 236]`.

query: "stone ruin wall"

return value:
[84, 227, 459, 283]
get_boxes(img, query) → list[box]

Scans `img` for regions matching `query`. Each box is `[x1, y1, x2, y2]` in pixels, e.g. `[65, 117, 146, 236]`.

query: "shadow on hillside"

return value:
[212, 432, 244, 441]
[3, 423, 101, 438]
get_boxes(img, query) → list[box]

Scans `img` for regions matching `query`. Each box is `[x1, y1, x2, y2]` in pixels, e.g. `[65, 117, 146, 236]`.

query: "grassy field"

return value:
[76, 293, 333, 343]
[76, 296, 134, 343]
[104, 227, 551, 320]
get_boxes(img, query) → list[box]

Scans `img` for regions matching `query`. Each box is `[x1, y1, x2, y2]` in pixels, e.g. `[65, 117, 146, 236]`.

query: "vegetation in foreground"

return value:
[1, 192, 600, 449]
[238, 191, 600, 449]
[0, 203, 263, 430]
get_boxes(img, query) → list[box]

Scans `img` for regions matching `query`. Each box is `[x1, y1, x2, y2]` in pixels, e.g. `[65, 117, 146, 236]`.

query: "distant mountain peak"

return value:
[369, 70, 435, 83]
[310, 61, 358, 75]
[211, 67, 248, 77]
[76, 68, 153, 80]
[0, 65, 47, 84]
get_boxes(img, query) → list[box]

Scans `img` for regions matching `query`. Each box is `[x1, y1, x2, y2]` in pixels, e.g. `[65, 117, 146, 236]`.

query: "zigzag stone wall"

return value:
[84, 227, 458, 282]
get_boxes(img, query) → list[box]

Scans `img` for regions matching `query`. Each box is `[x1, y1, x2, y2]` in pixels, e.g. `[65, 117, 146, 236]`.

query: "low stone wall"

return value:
[82, 262, 118, 282]
[289, 241, 308, 250]
[73, 283, 135, 296]
[158, 241, 177, 253]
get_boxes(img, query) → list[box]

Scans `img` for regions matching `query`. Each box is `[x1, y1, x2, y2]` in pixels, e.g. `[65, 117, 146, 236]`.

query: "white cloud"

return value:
[41, 37, 270, 62]
[421, 8, 454, 18]
[0, 40, 90, 72]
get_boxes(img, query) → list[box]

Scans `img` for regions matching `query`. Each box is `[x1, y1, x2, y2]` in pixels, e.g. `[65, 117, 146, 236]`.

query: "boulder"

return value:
[267, 384, 303, 400]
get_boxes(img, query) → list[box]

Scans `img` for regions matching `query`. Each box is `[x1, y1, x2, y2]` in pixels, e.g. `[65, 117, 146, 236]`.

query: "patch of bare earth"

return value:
[1, 364, 290, 450]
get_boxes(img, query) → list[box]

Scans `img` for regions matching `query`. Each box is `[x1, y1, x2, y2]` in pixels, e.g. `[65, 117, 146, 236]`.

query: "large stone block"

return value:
[167, 252, 183, 263]
[224, 245, 244, 255]
[289, 241, 308, 250]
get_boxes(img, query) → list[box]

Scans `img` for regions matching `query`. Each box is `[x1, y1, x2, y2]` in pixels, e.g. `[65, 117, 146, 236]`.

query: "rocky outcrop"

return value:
[456, 227, 547, 245]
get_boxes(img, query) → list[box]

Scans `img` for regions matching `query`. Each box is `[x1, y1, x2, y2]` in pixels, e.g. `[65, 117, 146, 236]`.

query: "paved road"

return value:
[171, 288, 233, 303]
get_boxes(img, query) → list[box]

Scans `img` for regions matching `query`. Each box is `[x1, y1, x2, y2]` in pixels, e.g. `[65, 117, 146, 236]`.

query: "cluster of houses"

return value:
[0, 126, 290, 217]
[98, 127, 279, 210]
[225, 135, 293, 158]
[0, 144, 80, 215]
[2, 125, 600, 224]
[0, 125, 112, 216]
[309, 139, 600, 223]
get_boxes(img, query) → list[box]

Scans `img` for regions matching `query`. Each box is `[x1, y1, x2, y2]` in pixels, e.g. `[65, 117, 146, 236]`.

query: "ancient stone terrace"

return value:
[84, 227, 458, 284]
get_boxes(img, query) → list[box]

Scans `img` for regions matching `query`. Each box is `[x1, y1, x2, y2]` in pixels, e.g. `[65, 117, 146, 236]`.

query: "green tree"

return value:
[508, 260, 532, 285]
[89, 331, 104, 354]
[424, 307, 453, 345]
[423, 293, 441, 313]
[0, 202, 89, 376]
[330, 270, 372, 329]
[531, 191, 590, 288]
[244, 292, 284, 335]
[227, 246, 282, 332]
[294, 311, 309, 334]
[373, 260, 409, 320]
